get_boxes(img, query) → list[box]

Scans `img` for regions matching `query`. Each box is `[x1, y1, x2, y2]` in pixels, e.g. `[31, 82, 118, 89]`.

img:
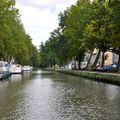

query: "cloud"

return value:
[16, 0, 76, 9]
[16, 0, 77, 47]
[16, 0, 49, 6]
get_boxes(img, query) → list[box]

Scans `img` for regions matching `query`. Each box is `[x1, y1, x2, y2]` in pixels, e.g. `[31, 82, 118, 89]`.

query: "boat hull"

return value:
[9, 64, 23, 74]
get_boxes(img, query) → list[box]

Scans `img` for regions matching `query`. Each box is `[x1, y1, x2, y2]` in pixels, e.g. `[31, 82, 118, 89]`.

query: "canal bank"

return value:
[47, 69, 120, 86]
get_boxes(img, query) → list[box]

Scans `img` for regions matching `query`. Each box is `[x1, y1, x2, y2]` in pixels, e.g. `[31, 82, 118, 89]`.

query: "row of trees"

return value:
[0, 0, 39, 67]
[39, 0, 120, 71]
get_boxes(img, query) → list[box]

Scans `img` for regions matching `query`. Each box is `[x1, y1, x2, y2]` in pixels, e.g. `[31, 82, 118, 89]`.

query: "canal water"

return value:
[0, 70, 120, 120]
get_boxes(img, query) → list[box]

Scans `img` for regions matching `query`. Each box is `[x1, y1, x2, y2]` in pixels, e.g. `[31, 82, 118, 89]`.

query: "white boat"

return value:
[9, 64, 23, 74]
[0, 61, 9, 72]
[0, 61, 11, 80]
[22, 65, 33, 71]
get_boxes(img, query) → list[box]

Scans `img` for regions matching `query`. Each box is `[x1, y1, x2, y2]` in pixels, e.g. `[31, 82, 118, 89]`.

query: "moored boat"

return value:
[9, 64, 23, 74]
[22, 65, 33, 71]
[0, 61, 11, 80]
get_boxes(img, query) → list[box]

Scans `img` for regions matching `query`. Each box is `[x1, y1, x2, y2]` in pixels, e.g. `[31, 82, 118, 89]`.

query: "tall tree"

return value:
[0, 0, 40, 66]
[63, 0, 91, 69]
[108, 0, 120, 72]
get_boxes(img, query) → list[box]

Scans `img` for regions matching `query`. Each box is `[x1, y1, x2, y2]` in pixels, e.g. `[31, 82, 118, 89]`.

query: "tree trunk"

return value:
[78, 60, 81, 70]
[49, 60, 52, 68]
[53, 58, 56, 66]
[92, 49, 101, 69]
[85, 51, 93, 70]
[7, 55, 11, 63]
[101, 51, 105, 68]
[117, 52, 120, 73]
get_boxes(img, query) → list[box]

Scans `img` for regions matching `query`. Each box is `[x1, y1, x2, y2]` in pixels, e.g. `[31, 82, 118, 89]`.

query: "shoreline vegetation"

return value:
[46, 68, 120, 86]
[0, 0, 39, 67]
[39, 0, 120, 74]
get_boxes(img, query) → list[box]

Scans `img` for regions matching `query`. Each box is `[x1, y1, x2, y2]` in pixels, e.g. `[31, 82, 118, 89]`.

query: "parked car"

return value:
[100, 64, 117, 72]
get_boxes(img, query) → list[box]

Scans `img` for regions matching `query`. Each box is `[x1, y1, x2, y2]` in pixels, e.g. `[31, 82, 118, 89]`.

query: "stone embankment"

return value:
[53, 69, 120, 86]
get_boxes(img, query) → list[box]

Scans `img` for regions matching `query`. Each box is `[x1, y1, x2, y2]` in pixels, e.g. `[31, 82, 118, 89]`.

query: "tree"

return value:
[63, 0, 91, 69]
[108, 0, 120, 72]
[0, 0, 40, 66]
[84, 0, 111, 68]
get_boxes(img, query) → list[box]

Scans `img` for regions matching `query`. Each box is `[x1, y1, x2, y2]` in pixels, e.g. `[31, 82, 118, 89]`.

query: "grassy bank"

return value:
[53, 69, 120, 86]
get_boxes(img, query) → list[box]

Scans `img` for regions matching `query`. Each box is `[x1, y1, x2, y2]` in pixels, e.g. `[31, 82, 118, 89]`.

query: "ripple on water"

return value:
[0, 70, 120, 120]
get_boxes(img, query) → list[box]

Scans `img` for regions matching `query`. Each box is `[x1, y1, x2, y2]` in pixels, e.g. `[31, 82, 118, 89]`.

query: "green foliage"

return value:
[0, 0, 39, 67]
[39, 26, 71, 68]
[40, 0, 120, 70]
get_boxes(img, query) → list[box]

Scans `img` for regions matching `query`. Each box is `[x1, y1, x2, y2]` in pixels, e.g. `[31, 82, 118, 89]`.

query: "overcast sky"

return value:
[16, 0, 77, 47]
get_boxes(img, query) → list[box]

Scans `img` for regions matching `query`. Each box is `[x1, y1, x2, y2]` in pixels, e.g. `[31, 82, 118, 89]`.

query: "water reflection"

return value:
[0, 70, 120, 120]
[11, 74, 22, 81]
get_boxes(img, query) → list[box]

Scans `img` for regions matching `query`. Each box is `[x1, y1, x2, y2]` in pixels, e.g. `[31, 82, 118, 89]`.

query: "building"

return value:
[84, 49, 119, 67]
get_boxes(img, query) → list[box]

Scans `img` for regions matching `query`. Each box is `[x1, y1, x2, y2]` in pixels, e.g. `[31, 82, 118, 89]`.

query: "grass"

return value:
[55, 69, 120, 86]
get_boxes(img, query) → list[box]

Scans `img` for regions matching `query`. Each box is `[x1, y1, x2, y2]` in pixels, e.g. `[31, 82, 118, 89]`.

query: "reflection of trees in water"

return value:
[0, 76, 26, 119]
[0, 72, 34, 119]
[22, 71, 32, 80]
[39, 71, 120, 120]
[0, 70, 120, 119]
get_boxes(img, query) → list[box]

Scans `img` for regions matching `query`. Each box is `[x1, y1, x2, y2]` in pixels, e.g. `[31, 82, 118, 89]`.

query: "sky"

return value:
[16, 0, 77, 47]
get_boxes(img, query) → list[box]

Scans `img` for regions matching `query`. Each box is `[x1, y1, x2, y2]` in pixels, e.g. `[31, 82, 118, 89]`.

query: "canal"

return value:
[0, 70, 120, 120]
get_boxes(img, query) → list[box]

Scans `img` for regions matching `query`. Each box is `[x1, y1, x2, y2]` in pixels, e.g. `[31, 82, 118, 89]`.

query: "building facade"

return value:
[84, 49, 119, 67]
